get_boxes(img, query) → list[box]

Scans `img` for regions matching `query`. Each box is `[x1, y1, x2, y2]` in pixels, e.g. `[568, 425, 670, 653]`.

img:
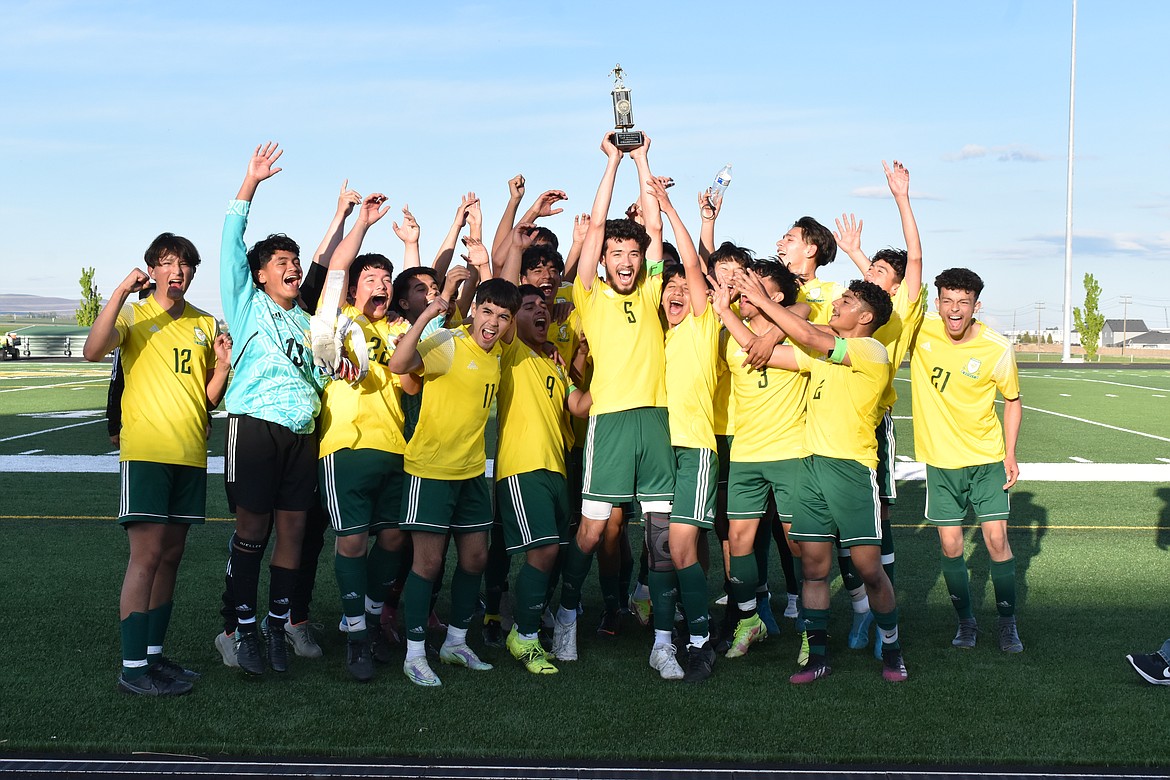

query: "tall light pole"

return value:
[1120, 294, 1132, 357]
[1061, 0, 1078, 362]
[1036, 302, 1046, 360]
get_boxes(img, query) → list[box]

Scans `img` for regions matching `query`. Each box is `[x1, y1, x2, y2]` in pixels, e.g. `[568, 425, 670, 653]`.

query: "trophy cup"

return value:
[609, 64, 644, 151]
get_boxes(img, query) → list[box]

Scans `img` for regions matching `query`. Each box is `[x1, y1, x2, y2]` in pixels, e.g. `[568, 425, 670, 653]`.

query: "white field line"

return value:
[1069, 456, 1093, 463]
[0, 419, 106, 443]
[1014, 374, 1170, 393]
[0, 378, 108, 393]
[2, 455, 1168, 482]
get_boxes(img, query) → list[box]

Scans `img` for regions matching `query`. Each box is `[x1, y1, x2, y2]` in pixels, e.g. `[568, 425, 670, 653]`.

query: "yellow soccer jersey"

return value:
[496, 338, 571, 480]
[724, 328, 809, 463]
[405, 325, 502, 480]
[797, 277, 845, 325]
[713, 359, 735, 437]
[664, 307, 720, 451]
[114, 297, 218, 467]
[573, 268, 667, 415]
[910, 314, 1020, 469]
[794, 337, 889, 468]
[874, 283, 928, 411]
[318, 309, 410, 458]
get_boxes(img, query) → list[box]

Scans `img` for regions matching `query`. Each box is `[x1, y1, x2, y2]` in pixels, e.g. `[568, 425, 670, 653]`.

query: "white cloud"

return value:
[850, 185, 943, 201]
[944, 143, 1049, 163]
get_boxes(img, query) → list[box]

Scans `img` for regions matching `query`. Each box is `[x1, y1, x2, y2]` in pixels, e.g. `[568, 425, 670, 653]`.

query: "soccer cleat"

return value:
[285, 621, 323, 659]
[482, 618, 506, 649]
[551, 615, 578, 661]
[952, 617, 978, 649]
[997, 616, 1024, 653]
[789, 657, 832, 685]
[403, 656, 442, 687]
[439, 643, 494, 671]
[117, 669, 193, 697]
[725, 613, 767, 659]
[266, 625, 289, 673]
[683, 641, 716, 683]
[783, 593, 800, 619]
[596, 608, 621, 638]
[1127, 652, 1170, 685]
[847, 610, 874, 650]
[628, 594, 652, 627]
[507, 628, 558, 675]
[713, 608, 738, 655]
[368, 624, 394, 665]
[648, 643, 685, 680]
[149, 656, 201, 682]
[215, 631, 240, 668]
[881, 647, 909, 682]
[235, 629, 265, 675]
[346, 639, 374, 682]
[758, 593, 781, 637]
[796, 630, 810, 668]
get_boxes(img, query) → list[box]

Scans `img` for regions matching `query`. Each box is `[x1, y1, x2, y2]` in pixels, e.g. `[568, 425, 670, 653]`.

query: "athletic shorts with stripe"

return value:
[495, 470, 570, 553]
[790, 455, 882, 548]
[401, 473, 493, 534]
[582, 407, 674, 505]
[224, 413, 318, 513]
[118, 461, 206, 525]
[726, 458, 800, 521]
[875, 410, 897, 502]
[716, 434, 732, 487]
[670, 447, 717, 529]
[925, 462, 1011, 525]
[318, 449, 405, 536]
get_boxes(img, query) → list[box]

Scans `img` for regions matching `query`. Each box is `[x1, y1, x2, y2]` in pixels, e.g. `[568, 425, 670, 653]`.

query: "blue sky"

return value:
[2, 1, 1167, 333]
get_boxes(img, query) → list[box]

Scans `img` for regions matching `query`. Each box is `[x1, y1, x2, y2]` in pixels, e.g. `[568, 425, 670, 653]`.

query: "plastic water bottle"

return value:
[711, 163, 733, 200]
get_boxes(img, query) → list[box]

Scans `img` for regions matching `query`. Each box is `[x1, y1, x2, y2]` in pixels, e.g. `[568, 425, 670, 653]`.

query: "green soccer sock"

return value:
[990, 557, 1017, 617]
[449, 567, 482, 632]
[599, 572, 622, 613]
[729, 554, 758, 611]
[647, 569, 678, 632]
[803, 607, 830, 659]
[335, 552, 368, 641]
[366, 544, 402, 612]
[120, 611, 149, 680]
[513, 563, 549, 636]
[873, 607, 901, 650]
[402, 571, 433, 643]
[559, 540, 593, 612]
[941, 553, 974, 620]
[145, 601, 173, 664]
[676, 563, 710, 641]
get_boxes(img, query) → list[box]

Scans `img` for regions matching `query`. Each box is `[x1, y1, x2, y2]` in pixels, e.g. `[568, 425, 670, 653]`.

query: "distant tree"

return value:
[1046, 332, 1053, 345]
[77, 267, 101, 326]
[1019, 332, 1031, 344]
[1074, 273, 1106, 362]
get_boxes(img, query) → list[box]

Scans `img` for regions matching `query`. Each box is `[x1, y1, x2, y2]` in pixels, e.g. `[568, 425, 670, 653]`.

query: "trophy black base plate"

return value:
[613, 130, 644, 151]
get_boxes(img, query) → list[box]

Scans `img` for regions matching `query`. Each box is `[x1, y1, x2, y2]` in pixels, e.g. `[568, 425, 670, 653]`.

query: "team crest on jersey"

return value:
[193, 327, 209, 346]
[557, 323, 570, 342]
[807, 287, 822, 301]
[963, 358, 982, 378]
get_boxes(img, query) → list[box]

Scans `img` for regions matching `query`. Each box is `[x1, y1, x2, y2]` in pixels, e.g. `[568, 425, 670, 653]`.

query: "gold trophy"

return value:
[609, 64, 644, 151]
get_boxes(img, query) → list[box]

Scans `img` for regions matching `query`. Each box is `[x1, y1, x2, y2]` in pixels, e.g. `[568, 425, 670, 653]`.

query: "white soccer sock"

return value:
[405, 639, 426, 660]
[879, 625, 900, 645]
[689, 634, 709, 648]
[632, 582, 650, 600]
[738, 598, 757, 612]
[849, 587, 870, 613]
[365, 596, 383, 616]
[557, 606, 578, 625]
[519, 631, 539, 641]
[654, 629, 673, 647]
[444, 626, 468, 646]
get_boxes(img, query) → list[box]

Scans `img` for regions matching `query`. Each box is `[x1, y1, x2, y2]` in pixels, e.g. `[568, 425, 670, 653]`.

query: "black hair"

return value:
[871, 248, 908, 282]
[520, 245, 565, 277]
[661, 263, 687, 286]
[934, 267, 984, 300]
[475, 278, 522, 314]
[246, 234, 300, 286]
[849, 279, 893, 331]
[144, 233, 201, 268]
[792, 217, 837, 267]
[531, 226, 559, 251]
[710, 241, 753, 269]
[517, 283, 545, 300]
[603, 218, 650, 255]
[350, 253, 394, 286]
[391, 266, 439, 312]
[751, 259, 801, 308]
[661, 241, 680, 265]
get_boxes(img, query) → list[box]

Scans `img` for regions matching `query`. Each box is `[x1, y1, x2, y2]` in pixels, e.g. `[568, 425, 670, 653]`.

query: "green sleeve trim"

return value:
[829, 337, 848, 365]
[647, 260, 664, 277]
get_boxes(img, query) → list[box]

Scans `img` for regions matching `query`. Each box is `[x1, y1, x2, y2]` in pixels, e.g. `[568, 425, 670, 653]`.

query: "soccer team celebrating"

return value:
[84, 132, 1024, 696]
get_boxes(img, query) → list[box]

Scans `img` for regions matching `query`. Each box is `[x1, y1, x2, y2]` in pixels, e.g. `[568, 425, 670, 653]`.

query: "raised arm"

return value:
[563, 213, 589, 282]
[490, 175, 526, 261]
[455, 202, 487, 316]
[82, 269, 149, 361]
[885, 159, 922, 294]
[312, 180, 362, 268]
[735, 269, 836, 358]
[627, 135, 663, 261]
[578, 132, 624, 291]
[495, 221, 537, 282]
[648, 177, 707, 315]
[387, 297, 449, 375]
[392, 204, 422, 269]
[834, 212, 869, 274]
[328, 194, 392, 280]
[234, 141, 282, 203]
[698, 190, 723, 271]
[434, 192, 477, 279]
[1002, 396, 1021, 489]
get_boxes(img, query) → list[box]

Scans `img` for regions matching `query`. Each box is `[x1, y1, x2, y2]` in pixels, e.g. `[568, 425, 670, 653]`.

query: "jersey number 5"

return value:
[623, 301, 637, 324]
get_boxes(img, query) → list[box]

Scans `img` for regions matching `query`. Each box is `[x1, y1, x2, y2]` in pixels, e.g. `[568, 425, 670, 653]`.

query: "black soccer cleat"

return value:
[683, 641, 716, 683]
[267, 625, 289, 673]
[149, 656, 201, 682]
[347, 639, 375, 682]
[117, 669, 193, 697]
[1127, 652, 1170, 685]
[596, 608, 621, 638]
[368, 625, 394, 665]
[236, 629, 266, 676]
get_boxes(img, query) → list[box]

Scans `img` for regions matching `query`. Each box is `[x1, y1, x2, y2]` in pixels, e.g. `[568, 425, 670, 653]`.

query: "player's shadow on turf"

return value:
[1156, 488, 1170, 551]
[968, 491, 1047, 611]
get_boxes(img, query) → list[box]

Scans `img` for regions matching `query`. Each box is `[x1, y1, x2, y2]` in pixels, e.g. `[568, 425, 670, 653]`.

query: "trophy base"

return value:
[613, 130, 644, 151]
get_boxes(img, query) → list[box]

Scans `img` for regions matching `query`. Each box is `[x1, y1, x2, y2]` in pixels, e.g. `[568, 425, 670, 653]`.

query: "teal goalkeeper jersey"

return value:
[220, 199, 327, 434]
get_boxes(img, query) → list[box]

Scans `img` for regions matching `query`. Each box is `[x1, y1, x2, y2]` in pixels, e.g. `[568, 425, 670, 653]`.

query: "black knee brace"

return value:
[645, 512, 673, 573]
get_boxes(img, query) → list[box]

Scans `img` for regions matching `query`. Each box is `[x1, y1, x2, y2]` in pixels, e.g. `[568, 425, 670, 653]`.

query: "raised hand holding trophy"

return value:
[609, 64, 644, 151]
